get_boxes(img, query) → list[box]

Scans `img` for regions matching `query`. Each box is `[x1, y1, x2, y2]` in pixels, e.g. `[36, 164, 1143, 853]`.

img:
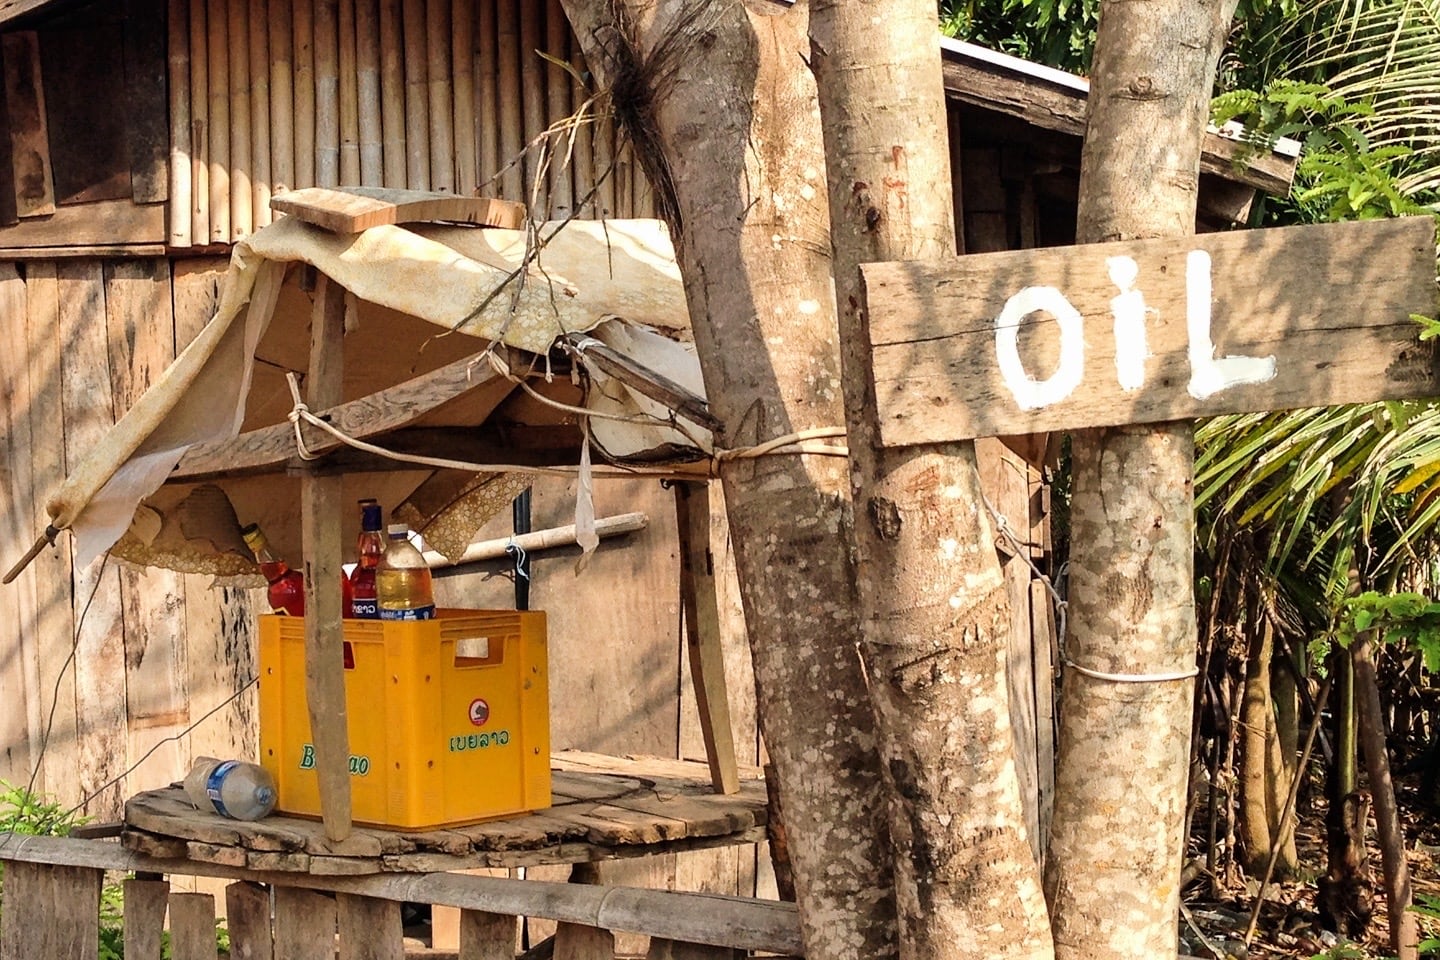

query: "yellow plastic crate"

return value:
[258, 608, 550, 830]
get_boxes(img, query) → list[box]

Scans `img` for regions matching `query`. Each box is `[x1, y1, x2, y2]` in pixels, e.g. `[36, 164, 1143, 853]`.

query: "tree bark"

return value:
[808, 1, 1053, 958]
[1045, 1, 1234, 957]
[557, 4, 899, 958]
[1240, 620, 1276, 873]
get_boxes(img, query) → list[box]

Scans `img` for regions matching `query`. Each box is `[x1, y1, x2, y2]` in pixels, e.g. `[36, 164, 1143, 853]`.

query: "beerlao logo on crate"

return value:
[298, 743, 372, 776]
[468, 698, 490, 727]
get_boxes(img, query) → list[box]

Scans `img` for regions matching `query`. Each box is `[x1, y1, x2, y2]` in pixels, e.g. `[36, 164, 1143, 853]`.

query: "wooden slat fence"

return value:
[0, 834, 799, 959]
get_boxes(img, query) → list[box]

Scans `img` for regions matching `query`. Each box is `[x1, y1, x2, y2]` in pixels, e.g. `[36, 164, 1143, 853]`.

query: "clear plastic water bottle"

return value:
[183, 757, 278, 821]
[376, 524, 436, 620]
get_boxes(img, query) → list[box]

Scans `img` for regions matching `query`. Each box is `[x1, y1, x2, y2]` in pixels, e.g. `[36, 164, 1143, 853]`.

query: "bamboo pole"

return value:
[426, 0, 454, 192]
[451, 0, 475, 195]
[614, 139, 632, 218]
[518, 0, 542, 209]
[570, 46, 592, 217]
[167, 0, 192, 247]
[496, 0, 520, 202]
[189, 0, 209, 242]
[270, 0, 294, 195]
[338, 0, 360, 185]
[294, 0, 316, 188]
[356, 0, 382, 186]
[228, 0, 252, 240]
[402, 0, 430, 189]
[378, 0, 404, 187]
[250, 0, 272, 227]
[207, 0, 230, 242]
[476, 0, 498, 192]
[544, 0, 571, 218]
[634, 148, 652, 219]
[315, 0, 340, 187]
[594, 92, 615, 220]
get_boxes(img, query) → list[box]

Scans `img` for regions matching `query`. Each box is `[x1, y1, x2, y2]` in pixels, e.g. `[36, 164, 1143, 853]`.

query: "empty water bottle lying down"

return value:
[184, 757, 278, 821]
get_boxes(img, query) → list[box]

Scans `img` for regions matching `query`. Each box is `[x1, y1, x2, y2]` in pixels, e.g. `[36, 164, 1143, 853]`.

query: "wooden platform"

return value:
[122, 752, 767, 876]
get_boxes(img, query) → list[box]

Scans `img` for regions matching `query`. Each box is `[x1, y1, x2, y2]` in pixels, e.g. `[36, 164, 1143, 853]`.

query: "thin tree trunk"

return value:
[1353, 632, 1419, 960]
[1270, 641, 1300, 875]
[1045, 1, 1235, 956]
[1240, 618, 1276, 873]
[557, 4, 899, 958]
[808, 1, 1053, 957]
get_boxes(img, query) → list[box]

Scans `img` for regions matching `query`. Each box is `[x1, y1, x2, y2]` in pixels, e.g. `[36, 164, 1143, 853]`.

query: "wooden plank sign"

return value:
[863, 216, 1439, 445]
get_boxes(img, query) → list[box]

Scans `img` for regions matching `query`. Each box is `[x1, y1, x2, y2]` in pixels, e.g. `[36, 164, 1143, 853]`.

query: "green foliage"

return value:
[1415, 892, 1440, 954]
[1307, 942, 1368, 960]
[939, 0, 1099, 72]
[1310, 590, 1440, 668]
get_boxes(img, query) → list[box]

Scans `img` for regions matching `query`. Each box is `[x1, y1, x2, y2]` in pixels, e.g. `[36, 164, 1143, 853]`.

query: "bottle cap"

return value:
[387, 524, 409, 537]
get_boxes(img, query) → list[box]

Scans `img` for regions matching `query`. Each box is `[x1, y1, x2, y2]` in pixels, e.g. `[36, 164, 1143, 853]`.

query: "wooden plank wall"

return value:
[164, 0, 654, 248]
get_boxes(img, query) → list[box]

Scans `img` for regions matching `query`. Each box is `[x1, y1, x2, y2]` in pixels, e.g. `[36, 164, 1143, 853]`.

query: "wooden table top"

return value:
[122, 752, 768, 875]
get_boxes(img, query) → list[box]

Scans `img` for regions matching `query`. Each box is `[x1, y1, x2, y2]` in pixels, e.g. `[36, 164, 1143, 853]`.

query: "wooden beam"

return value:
[864, 217, 1439, 445]
[0, 243, 168, 259]
[674, 482, 739, 796]
[561, 333, 720, 434]
[0, 198, 165, 248]
[303, 273, 353, 841]
[271, 185, 525, 232]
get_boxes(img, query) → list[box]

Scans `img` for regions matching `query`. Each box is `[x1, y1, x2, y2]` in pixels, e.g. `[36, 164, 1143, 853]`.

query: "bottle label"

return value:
[379, 605, 436, 621]
[350, 598, 379, 619]
[205, 760, 239, 818]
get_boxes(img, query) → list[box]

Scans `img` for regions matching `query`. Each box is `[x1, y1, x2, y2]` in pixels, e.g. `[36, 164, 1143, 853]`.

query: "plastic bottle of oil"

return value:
[348, 499, 384, 619]
[376, 524, 436, 620]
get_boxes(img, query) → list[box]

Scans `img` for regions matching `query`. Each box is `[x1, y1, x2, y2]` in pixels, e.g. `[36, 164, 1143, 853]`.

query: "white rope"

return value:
[982, 493, 1199, 685]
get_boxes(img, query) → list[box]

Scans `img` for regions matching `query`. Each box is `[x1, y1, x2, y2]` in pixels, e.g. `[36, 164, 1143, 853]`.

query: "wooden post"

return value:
[544, 0, 571, 217]
[189, 0, 210, 240]
[274, 888, 339, 960]
[337, 893, 405, 960]
[339, 0, 361, 185]
[476, 0, 498, 190]
[226, 881, 275, 960]
[168, 0, 193, 246]
[378, 0, 405, 187]
[552, 923, 614, 960]
[674, 481, 739, 795]
[315, 0, 341, 186]
[228, 0, 253, 239]
[304, 273, 353, 840]
[168, 891, 219, 960]
[250, 0, 272, 227]
[496, 0, 521, 201]
[207, 0, 230, 242]
[122, 878, 170, 960]
[426, 0, 455, 192]
[458, 910, 515, 960]
[270, 0, 295, 194]
[294, 0, 316, 188]
[356, 0, 383, 186]
[452, 0, 476, 195]
[402, 0, 430, 189]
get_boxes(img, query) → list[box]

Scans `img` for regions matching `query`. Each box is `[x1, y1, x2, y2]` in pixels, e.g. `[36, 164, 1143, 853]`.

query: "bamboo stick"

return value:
[476, 0, 498, 192]
[518, 0, 542, 209]
[270, 0, 294, 195]
[315, 0, 340, 187]
[634, 148, 652, 219]
[402, 0, 430, 189]
[451, 0, 475, 195]
[356, 0, 382, 186]
[614, 139, 632, 218]
[250, 0, 272, 227]
[189, 0, 209, 242]
[594, 92, 615, 219]
[426, 0, 454, 192]
[570, 47, 593, 217]
[423, 513, 648, 569]
[378, 0, 405, 187]
[338, 0, 360, 185]
[496, 0, 520, 202]
[207, 0, 230, 242]
[168, 0, 192, 247]
[295, 0, 316, 188]
[544, 0, 571, 218]
[229, 0, 253, 240]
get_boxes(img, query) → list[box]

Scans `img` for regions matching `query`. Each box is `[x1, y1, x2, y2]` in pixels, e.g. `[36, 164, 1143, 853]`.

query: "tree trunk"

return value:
[1318, 644, 1373, 938]
[1240, 619, 1275, 873]
[808, 1, 1053, 957]
[1270, 640, 1300, 876]
[1045, 1, 1234, 957]
[556, 4, 899, 958]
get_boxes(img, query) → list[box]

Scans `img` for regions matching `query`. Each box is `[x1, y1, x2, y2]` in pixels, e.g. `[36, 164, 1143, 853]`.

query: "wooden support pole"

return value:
[476, 0, 498, 190]
[496, 0, 521, 201]
[294, 0, 316, 188]
[189, 0, 210, 240]
[228, 0, 253, 240]
[459, 910, 515, 960]
[378, 0, 405, 187]
[674, 482, 739, 796]
[168, 891, 218, 960]
[270, 0, 295, 195]
[339, 0, 361, 185]
[544, 0, 571, 217]
[275, 887, 339, 958]
[206, 0, 230, 242]
[337, 893, 405, 960]
[304, 273, 353, 841]
[452, 0, 476, 195]
[122, 878, 170, 960]
[518, 0, 543, 208]
[0, 861, 101, 959]
[226, 881, 274, 960]
[250, 0, 272, 227]
[426, 0, 455, 192]
[167, 0, 193, 246]
[402, 0, 430, 189]
[356, 0, 383, 186]
[315, 0, 341, 186]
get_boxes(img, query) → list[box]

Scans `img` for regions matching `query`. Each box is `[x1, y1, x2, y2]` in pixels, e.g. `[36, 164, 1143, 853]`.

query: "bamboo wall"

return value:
[165, 0, 653, 248]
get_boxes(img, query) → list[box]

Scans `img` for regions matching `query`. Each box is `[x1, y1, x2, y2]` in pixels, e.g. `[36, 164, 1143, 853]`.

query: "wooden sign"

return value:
[862, 216, 1439, 446]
